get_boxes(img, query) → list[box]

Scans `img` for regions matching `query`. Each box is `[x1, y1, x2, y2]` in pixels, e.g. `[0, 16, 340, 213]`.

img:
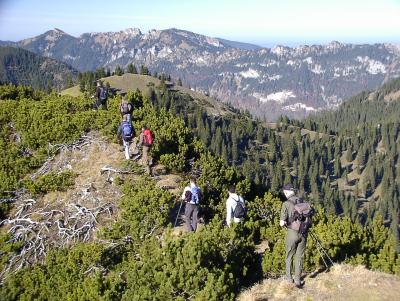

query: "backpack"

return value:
[190, 186, 201, 204]
[122, 122, 133, 141]
[143, 129, 153, 146]
[233, 196, 245, 219]
[100, 87, 108, 101]
[120, 102, 132, 115]
[289, 200, 314, 235]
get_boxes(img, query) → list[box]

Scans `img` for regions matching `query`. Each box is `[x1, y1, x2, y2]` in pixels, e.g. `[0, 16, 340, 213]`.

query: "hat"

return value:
[283, 183, 294, 191]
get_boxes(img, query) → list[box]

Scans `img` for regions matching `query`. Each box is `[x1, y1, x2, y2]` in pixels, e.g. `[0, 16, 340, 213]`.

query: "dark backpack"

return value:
[122, 122, 133, 141]
[100, 87, 108, 101]
[120, 102, 132, 114]
[143, 129, 153, 146]
[289, 201, 314, 235]
[233, 196, 245, 219]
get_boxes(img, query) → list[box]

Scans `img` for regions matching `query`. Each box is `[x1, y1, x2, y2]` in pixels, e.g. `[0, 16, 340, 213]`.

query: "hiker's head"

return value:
[97, 81, 102, 87]
[121, 96, 127, 103]
[283, 183, 295, 199]
[228, 185, 236, 194]
[189, 176, 197, 185]
[141, 125, 147, 132]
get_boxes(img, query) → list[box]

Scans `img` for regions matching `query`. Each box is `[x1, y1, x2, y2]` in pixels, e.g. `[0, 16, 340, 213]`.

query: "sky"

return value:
[0, 0, 399, 47]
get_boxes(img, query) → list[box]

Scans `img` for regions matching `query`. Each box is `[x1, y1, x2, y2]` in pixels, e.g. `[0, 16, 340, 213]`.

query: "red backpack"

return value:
[143, 129, 153, 146]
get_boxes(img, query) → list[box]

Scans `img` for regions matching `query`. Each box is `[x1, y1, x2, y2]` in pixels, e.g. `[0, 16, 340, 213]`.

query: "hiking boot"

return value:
[294, 280, 304, 288]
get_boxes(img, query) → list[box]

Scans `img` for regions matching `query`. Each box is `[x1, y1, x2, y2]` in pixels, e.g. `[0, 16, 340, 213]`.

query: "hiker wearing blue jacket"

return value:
[181, 177, 202, 232]
[117, 115, 134, 160]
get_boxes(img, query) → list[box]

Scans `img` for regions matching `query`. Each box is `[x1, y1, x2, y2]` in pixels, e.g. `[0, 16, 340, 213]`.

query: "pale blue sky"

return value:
[0, 0, 399, 46]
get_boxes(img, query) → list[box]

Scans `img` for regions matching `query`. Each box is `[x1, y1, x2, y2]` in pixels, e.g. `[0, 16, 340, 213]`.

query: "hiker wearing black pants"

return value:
[93, 81, 108, 110]
[280, 183, 307, 288]
[120, 96, 133, 122]
[181, 177, 202, 232]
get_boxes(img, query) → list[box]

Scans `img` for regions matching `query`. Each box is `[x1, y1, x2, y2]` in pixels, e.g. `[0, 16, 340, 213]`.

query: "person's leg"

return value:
[184, 204, 194, 232]
[191, 205, 199, 231]
[141, 146, 148, 166]
[123, 140, 130, 160]
[294, 234, 307, 285]
[142, 146, 150, 173]
[285, 229, 299, 282]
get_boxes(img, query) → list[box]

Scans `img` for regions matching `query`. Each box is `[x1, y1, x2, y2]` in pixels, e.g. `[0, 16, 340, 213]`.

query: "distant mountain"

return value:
[0, 46, 77, 90]
[215, 38, 261, 50]
[3, 28, 400, 119]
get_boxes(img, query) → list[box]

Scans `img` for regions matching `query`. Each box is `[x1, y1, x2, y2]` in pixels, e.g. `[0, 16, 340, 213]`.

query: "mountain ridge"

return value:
[2, 27, 400, 120]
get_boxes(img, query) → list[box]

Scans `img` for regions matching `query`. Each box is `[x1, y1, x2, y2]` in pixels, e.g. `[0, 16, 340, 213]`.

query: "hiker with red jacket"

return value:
[137, 125, 153, 174]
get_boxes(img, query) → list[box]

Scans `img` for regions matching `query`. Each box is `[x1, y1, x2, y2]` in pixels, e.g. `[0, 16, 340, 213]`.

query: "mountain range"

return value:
[2, 27, 400, 120]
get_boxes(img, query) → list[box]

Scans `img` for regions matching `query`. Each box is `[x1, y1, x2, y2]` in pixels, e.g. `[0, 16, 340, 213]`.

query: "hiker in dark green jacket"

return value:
[280, 183, 307, 288]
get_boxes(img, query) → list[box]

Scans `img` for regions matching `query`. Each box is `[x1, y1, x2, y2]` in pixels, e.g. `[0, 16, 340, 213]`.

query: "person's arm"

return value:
[95, 87, 100, 99]
[117, 125, 122, 138]
[138, 133, 143, 146]
[181, 186, 190, 200]
[226, 198, 232, 226]
[280, 202, 288, 227]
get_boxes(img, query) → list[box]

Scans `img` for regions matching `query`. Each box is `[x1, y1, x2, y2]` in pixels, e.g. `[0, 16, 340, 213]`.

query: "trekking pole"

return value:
[174, 199, 184, 227]
[309, 231, 335, 266]
[311, 234, 329, 269]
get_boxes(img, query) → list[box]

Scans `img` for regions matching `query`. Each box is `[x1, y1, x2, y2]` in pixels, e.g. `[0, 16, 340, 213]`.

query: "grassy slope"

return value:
[61, 73, 231, 116]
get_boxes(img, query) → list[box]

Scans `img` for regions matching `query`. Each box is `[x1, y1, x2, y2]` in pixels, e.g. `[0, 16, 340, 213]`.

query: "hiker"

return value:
[280, 183, 313, 288]
[117, 115, 134, 160]
[226, 185, 245, 227]
[181, 177, 202, 232]
[137, 125, 153, 174]
[93, 81, 108, 110]
[120, 96, 133, 122]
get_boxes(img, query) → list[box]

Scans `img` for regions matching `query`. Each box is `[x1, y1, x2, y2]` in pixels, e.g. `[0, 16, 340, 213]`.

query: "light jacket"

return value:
[226, 193, 245, 226]
[181, 183, 201, 205]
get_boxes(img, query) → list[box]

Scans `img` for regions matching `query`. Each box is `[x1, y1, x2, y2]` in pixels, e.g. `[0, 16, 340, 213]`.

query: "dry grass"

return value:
[34, 133, 124, 227]
[60, 73, 232, 116]
[237, 264, 400, 301]
[60, 85, 82, 97]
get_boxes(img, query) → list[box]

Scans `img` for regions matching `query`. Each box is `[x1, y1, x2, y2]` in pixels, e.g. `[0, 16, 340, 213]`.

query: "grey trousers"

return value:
[285, 229, 307, 283]
[185, 203, 199, 232]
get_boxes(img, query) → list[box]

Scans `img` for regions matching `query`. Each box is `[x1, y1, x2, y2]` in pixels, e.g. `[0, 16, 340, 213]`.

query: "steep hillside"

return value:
[64, 74, 400, 228]
[3, 28, 400, 119]
[0, 84, 399, 300]
[0, 46, 77, 90]
[238, 264, 400, 301]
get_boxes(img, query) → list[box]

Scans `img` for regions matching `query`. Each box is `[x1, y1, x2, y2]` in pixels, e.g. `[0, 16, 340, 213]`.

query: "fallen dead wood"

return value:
[100, 165, 136, 175]
[0, 197, 117, 282]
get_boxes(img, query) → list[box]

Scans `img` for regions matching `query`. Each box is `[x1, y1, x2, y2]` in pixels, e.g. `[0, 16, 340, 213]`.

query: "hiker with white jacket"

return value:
[226, 185, 245, 227]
